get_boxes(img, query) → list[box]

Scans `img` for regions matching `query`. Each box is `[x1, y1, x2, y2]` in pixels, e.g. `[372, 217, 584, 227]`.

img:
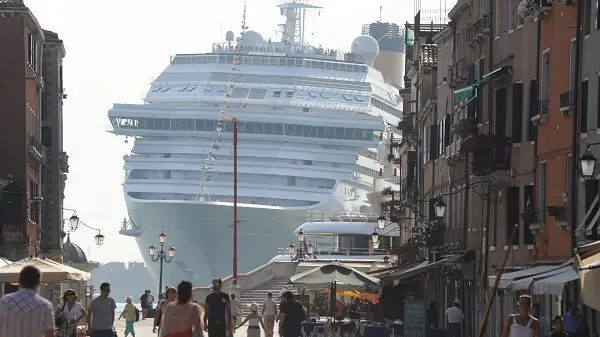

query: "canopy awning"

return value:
[385, 257, 457, 281]
[533, 268, 579, 295]
[0, 258, 12, 267]
[0, 257, 91, 283]
[488, 264, 563, 289]
[289, 262, 380, 290]
[511, 260, 573, 291]
[578, 242, 600, 312]
[454, 66, 513, 100]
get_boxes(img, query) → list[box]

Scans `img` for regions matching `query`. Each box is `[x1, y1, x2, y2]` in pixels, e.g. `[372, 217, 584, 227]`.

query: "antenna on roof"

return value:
[241, 0, 248, 40]
[379, 5, 382, 21]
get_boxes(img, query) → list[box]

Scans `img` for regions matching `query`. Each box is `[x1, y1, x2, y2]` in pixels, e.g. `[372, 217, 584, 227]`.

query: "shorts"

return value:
[208, 321, 227, 337]
[91, 330, 114, 337]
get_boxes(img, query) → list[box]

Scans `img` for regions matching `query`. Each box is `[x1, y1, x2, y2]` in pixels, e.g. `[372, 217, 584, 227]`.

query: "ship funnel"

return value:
[350, 35, 379, 67]
[226, 31, 235, 42]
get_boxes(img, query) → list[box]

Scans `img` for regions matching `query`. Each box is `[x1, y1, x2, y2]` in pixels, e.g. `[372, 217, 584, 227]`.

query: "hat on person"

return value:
[126, 296, 132, 302]
[453, 300, 461, 305]
[249, 302, 259, 312]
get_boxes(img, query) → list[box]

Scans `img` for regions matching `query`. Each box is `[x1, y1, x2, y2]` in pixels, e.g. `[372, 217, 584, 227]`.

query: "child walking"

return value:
[236, 303, 272, 337]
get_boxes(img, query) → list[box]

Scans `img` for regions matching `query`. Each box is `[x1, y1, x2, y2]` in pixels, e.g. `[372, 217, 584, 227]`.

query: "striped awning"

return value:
[533, 268, 579, 295]
[453, 66, 513, 100]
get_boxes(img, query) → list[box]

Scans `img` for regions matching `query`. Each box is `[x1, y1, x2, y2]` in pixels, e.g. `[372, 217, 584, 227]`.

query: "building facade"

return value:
[40, 30, 68, 258]
[0, 0, 46, 259]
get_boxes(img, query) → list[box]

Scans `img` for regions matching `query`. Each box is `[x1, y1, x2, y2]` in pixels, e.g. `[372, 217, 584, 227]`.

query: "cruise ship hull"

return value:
[125, 183, 362, 288]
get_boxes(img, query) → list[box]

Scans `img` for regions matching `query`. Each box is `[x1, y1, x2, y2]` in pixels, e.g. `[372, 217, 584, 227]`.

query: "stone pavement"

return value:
[113, 317, 279, 337]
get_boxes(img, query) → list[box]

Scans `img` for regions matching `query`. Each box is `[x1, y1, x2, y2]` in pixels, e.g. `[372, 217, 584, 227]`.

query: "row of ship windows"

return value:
[170, 54, 368, 73]
[151, 86, 369, 103]
[128, 192, 319, 207]
[110, 117, 380, 141]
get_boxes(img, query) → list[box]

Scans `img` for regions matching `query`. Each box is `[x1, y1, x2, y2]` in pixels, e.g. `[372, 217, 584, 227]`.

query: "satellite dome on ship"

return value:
[351, 35, 379, 66]
[241, 30, 264, 45]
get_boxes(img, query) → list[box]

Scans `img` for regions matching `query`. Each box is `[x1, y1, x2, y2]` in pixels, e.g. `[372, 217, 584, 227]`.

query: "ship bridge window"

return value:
[205, 86, 214, 92]
[217, 86, 226, 93]
[320, 93, 330, 99]
[325, 127, 335, 138]
[307, 92, 318, 98]
[195, 120, 205, 131]
[274, 123, 283, 135]
[326, 62, 333, 70]
[295, 59, 303, 67]
[244, 121, 255, 133]
[178, 87, 189, 92]
[355, 96, 365, 102]
[161, 87, 171, 92]
[343, 95, 353, 101]
[274, 90, 281, 98]
[152, 87, 163, 92]
[264, 123, 274, 134]
[286, 91, 294, 98]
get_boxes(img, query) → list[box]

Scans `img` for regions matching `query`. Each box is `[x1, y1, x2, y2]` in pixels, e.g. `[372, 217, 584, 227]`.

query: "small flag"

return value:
[212, 143, 221, 150]
[216, 127, 223, 132]
[220, 116, 229, 121]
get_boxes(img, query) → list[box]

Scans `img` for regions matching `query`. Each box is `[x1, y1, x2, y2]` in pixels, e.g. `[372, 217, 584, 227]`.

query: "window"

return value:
[495, 87, 508, 137]
[438, 119, 445, 156]
[597, 0, 600, 30]
[581, 80, 589, 132]
[477, 59, 485, 123]
[584, 0, 591, 35]
[539, 162, 547, 216]
[541, 50, 550, 101]
[511, 82, 524, 143]
[444, 114, 451, 148]
[41, 127, 51, 147]
[274, 90, 281, 98]
[569, 39, 577, 93]
[429, 124, 439, 161]
[527, 79, 538, 141]
[523, 185, 535, 245]
[423, 124, 430, 163]
[567, 154, 573, 210]
[506, 186, 520, 245]
[508, 0, 514, 29]
[495, 0, 502, 35]
[598, 74, 600, 128]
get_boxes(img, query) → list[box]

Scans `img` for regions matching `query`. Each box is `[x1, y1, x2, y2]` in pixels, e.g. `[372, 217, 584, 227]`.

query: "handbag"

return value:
[155, 301, 165, 327]
[54, 302, 67, 328]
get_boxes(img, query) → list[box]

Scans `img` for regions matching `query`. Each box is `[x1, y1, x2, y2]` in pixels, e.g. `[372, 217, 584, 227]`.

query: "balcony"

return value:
[444, 227, 464, 252]
[445, 139, 463, 164]
[28, 135, 47, 163]
[467, 14, 491, 46]
[470, 135, 511, 176]
[524, 209, 546, 231]
[548, 205, 569, 228]
[538, 0, 553, 15]
[559, 91, 576, 115]
[530, 99, 549, 125]
[59, 151, 69, 173]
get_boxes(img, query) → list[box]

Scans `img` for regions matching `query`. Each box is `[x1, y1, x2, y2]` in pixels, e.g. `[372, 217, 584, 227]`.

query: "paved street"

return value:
[113, 317, 278, 337]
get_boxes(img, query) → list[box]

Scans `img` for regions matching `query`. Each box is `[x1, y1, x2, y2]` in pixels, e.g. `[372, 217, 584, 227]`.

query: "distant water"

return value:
[115, 302, 140, 313]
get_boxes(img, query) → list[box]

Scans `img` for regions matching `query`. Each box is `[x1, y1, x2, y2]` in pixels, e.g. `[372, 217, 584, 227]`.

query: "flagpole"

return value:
[233, 118, 239, 286]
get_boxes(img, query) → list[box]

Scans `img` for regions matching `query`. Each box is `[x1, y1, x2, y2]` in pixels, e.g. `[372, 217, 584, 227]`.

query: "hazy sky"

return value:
[26, 0, 450, 263]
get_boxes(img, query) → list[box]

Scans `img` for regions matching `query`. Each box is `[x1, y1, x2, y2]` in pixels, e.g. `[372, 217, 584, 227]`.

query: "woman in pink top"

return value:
[160, 281, 205, 337]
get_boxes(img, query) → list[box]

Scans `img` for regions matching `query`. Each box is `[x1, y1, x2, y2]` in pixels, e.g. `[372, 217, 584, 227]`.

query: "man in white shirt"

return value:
[262, 292, 278, 337]
[0, 265, 54, 337]
[445, 300, 465, 337]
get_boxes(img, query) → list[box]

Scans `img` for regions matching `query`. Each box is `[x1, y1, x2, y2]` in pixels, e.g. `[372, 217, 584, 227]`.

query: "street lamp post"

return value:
[67, 213, 105, 247]
[149, 232, 176, 299]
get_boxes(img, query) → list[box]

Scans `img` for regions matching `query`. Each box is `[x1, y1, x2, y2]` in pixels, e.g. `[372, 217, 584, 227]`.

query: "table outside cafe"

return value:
[0, 257, 91, 336]
[289, 262, 401, 337]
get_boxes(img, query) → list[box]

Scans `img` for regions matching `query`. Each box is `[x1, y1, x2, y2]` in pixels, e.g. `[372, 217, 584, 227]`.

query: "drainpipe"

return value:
[570, 0, 583, 256]
[532, 10, 542, 262]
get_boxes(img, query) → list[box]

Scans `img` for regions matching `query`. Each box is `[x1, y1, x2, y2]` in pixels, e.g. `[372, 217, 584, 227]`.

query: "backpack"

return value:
[135, 307, 140, 322]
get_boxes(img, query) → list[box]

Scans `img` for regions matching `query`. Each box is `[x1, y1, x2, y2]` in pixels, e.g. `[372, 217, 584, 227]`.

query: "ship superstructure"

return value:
[108, 0, 404, 286]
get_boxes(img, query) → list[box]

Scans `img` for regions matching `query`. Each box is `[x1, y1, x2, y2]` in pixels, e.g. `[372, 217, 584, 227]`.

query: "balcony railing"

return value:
[524, 209, 546, 231]
[559, 91, 576, 113]
[471, 135, 511, 176]
[28, 135, 47, 162]
[531, 99, 549, 124]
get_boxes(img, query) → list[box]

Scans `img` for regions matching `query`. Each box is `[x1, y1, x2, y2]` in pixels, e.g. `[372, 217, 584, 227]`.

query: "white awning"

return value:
[533, 268, 579, 295]
[512, 266, 573, 291]
[488, 265, 563, 289]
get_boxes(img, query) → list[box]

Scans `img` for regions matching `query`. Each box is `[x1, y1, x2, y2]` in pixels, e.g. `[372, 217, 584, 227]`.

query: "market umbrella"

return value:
[0, 257, 91, 283]
[324, 288, 361, 297]
[289, 262, 380, 290]
[579, 254, 600, 312]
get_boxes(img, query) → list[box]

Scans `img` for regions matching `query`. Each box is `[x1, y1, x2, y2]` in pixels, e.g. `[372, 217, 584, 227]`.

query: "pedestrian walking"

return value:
[155, 286, 178, 334]
[118, 296, 138, 337]
[278, 291, 305, 337]
[0, 265, 54, 337]
[532, 303, 550, 337]
[501, 295, 541, 337]
[56, 289, 87, 337]
[261, 292, 277, 337]
[204, 279, 232, 337]
[445, 300, 464, 337]
[86, 282, 117, 337]
[427, 301, 439, 328]
[231, 294, 243, 328]
[159, 280, 205, 337]
[549, 316, 569, 337]
[140, 290, 151, 320]
[563, 304, 583, 337]
[236, 303, 272, 337]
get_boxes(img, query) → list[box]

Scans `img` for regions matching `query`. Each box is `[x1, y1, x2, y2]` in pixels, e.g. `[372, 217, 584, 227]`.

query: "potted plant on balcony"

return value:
[451, 118, 477, 139]
[517, 0, 539, 20]
[397, 118, 414, 134]
[461, 133, 494, 153]
[547, 205, 562, 217]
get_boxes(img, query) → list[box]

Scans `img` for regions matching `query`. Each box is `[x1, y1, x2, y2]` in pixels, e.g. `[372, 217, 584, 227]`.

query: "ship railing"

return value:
[210, 42, 346, 61]
[277, 247, 388, 256]
[297, 210, 378, 222]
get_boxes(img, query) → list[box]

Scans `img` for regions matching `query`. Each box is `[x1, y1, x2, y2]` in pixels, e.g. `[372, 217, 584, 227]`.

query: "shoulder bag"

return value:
[55, 302, 67, 328]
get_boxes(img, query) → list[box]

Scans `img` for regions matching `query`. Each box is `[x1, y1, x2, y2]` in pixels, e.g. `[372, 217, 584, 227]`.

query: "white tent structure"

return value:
[0, 257, 91, 283]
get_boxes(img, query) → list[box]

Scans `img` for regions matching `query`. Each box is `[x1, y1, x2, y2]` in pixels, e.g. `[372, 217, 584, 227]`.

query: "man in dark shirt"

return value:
[426, 301, 439, 328]
[204, 279, 232, 337]
[278, 291, 306, 337]
[139, 290, 150, 320]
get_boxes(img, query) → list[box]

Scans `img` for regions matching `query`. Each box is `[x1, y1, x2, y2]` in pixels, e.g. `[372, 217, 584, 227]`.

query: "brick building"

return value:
[0, 0, 46, 259]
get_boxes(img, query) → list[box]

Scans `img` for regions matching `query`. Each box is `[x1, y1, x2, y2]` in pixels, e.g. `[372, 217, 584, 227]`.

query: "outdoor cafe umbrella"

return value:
[0, 257, 91, 283]
[289, 262, 380, 290]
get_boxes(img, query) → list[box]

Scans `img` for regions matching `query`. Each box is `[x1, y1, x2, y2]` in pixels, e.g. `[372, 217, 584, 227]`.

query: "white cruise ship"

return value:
[107, 0, 404, 287]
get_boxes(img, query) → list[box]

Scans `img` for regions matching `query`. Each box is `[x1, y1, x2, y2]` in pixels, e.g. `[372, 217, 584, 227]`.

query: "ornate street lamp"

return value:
[434, 200, 447, 219]
[94, 231, 105, 247]
[298, 229, 305, 243]
[69, 213, 80, 230]
[377, 215, 386, 230]
[288, 243, 296, 255]
[580, 147, 597, 178]
[371, 231, 379, 244]
[149, 232, 175, 300]
[383, 255, 390, 264]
